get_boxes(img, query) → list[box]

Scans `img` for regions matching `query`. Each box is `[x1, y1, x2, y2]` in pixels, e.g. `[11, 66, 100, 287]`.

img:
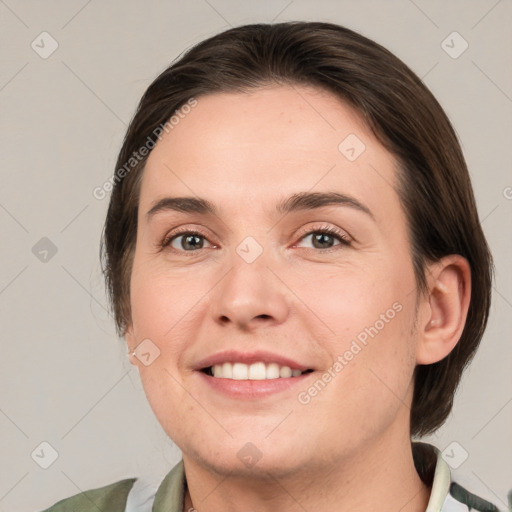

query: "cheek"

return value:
[138, 368, 201, 449]
[128, 267, 207, 418]
[130, 265, 207, 340]
[304, 260, 407, 340]
[299, 299, 417, 446]
[307, 257, 418, 405]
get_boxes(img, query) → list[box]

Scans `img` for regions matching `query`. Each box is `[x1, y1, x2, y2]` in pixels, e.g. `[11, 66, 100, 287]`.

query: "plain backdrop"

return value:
[1, 1, 511, 511]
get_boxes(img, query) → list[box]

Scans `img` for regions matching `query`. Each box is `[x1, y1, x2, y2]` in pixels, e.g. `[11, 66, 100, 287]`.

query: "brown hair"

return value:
[100, 21, 493, 436]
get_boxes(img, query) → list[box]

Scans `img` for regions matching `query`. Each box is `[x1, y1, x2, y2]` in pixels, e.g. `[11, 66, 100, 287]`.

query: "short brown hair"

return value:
[100, 21, 494, 436]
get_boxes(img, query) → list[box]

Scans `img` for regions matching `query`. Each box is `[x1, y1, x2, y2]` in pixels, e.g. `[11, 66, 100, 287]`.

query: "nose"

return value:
[210, 246, 290, 331]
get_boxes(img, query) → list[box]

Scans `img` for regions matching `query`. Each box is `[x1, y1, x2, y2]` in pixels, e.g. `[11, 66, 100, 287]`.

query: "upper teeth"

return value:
[211, 362, 304, 380]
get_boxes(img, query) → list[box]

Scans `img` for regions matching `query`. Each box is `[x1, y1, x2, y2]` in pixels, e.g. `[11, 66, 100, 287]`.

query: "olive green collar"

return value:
[152, 459, 186, 512]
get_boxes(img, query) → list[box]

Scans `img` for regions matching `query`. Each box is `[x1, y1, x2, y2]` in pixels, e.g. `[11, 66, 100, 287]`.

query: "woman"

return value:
[43, 21, 497, 512]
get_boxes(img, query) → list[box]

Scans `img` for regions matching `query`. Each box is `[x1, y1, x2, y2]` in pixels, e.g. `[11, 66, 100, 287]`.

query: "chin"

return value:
[191, 448, 308, 480]
[179, 433, 312, 479]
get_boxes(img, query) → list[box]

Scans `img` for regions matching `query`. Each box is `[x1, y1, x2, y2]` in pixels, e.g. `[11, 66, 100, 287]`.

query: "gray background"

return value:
[1, 1, 511, 511]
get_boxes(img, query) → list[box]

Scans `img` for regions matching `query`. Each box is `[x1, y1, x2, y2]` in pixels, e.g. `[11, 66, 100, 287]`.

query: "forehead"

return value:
[139, 85, 401, 223]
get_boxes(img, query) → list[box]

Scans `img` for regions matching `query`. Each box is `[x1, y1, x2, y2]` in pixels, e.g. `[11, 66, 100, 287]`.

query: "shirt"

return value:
[40, 442, 500, 512]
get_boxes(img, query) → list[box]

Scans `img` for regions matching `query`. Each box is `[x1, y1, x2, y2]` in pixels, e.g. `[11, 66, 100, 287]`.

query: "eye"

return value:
[161, 229, 214, 252]
[160, 225, 350, 254]
[296, 226, 351, 250]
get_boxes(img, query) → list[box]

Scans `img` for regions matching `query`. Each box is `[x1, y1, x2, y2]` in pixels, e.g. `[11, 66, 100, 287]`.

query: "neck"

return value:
[182, 424, 430, 512]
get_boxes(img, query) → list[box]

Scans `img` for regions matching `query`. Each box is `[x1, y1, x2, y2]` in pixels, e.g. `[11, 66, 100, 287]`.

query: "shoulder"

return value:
[40, 477, 137, 512]
[412, 442, 501, 512]
[447, 481, 500, 512]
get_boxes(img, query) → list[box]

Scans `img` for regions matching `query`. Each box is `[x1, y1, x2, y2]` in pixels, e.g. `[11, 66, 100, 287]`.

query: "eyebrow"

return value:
[146, 191, 375, 221]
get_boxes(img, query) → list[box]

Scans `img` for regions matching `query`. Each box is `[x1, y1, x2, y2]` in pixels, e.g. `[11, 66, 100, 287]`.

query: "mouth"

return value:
[193, 350, 316, 398]
[201, 362, 314, 380]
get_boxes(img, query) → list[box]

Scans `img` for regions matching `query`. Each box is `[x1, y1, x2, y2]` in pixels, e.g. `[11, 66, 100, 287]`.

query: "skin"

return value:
[125, 84, 471, 512]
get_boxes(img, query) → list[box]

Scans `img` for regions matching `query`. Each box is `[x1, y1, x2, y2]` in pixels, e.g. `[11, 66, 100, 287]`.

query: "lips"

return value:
[194, 350, 313, 376]
[193, 350, 315, 397]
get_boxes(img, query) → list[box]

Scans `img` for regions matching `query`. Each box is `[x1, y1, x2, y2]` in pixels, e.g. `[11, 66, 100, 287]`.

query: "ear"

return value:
[125, 323, 138, 366]
[415, 255, 471, 365]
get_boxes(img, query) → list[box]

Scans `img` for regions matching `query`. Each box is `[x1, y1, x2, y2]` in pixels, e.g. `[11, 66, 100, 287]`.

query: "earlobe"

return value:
[415, 255, 471, 365]
[124, 324, 138, 366]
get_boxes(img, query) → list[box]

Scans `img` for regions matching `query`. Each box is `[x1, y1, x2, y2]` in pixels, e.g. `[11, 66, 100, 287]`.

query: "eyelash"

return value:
[160, 225, 351, 254]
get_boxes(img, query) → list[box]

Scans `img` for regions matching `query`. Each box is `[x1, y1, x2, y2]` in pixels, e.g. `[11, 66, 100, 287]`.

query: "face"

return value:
[126, 85, 422, 477]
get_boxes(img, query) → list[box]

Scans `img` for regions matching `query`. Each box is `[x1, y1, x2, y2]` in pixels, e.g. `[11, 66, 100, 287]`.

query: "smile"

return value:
[203, 362, 313, 380]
